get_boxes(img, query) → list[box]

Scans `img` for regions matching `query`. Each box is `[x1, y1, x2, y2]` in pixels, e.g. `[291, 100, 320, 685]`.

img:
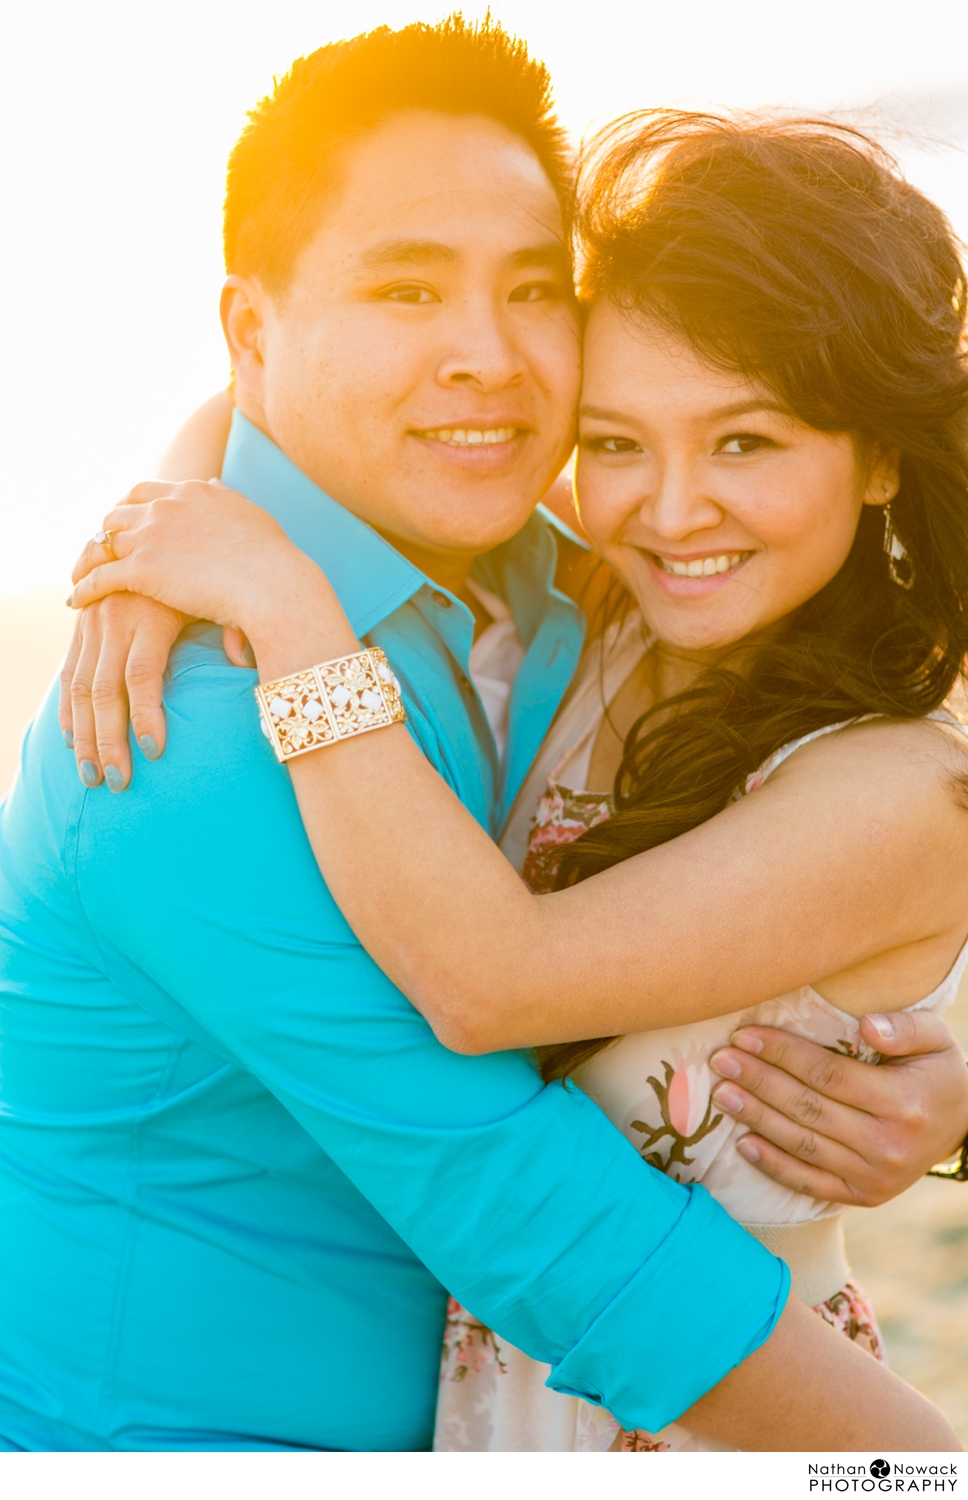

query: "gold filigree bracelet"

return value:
[255, 647, 406, 763]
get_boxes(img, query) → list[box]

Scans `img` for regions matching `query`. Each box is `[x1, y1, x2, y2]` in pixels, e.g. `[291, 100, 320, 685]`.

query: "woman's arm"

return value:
[683, 1293, 957, 1450]
[58, 393, 236, 786]
[155, 389, 234, 480]
[69, 481, 968, 1057]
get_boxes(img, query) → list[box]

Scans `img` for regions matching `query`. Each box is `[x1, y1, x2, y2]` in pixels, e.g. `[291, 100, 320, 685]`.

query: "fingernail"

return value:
[710, 1050, 741, 1080]
[80, 761, 100, 787]
[104, 765, 124, 793]
[737, 1136, 761, 1163]
[139, 734, 160, 761]
[713, 1083, 744, 1114]
[867, 1013, 895, 1040]
[65, 594, 74, 608]
[242, 642, 256, 668]
[731, 1030, 764, 1055]
[63, 729, 74, 749]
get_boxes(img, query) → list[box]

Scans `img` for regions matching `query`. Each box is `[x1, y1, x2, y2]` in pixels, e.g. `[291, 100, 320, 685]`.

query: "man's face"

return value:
[233, 110, 581, 562]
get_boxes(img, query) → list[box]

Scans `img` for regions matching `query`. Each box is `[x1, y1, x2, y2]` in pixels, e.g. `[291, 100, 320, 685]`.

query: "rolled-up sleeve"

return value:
[74, 656, 788, 1433]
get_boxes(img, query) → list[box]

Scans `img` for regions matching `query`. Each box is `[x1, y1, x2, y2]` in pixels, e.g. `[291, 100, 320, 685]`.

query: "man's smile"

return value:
[416, 425, 520, 446]
[408, 419, 532, 473]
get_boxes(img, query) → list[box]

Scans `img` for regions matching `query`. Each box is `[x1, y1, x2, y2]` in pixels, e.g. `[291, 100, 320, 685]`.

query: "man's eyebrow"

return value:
[508, 243, 572, 274]
[357, 239, 462, 271]
[356, 239, 571, 274]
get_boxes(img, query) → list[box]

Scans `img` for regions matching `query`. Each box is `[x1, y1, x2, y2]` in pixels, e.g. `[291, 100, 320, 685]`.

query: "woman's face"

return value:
[576, 302, 897, 653]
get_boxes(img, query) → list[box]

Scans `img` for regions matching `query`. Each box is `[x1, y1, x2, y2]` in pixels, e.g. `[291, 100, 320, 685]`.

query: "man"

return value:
[2, 17, 964, 1451]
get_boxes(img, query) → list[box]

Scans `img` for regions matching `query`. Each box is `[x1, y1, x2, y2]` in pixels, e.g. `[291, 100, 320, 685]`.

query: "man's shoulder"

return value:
[164, 624, 268, 731]
[167, 622, 244, 687]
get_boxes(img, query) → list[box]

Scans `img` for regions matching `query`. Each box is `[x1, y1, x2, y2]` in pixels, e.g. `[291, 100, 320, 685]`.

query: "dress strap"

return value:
[742, 716, 876, 795]
[743, 704, 968, 797]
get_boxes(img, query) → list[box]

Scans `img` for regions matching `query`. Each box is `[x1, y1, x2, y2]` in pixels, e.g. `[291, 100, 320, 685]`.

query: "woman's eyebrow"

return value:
[705, 399, 788, 420]
[579, 400, 788, 424]
[579, 405, 635, 423]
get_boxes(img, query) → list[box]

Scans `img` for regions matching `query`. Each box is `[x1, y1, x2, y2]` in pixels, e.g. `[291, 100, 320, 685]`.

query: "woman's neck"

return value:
[585, 634, 752, 793]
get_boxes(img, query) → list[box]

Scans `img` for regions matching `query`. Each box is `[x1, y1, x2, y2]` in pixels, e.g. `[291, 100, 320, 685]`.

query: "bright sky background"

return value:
[3, 0, 968, 599]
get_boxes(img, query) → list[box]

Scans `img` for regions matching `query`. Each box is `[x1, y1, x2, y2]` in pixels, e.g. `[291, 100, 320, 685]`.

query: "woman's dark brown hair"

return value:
[538, 110, 968, 1083]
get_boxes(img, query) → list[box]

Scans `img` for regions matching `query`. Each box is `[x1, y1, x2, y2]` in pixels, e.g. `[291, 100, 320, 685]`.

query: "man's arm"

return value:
[73, 646, 783, 1436]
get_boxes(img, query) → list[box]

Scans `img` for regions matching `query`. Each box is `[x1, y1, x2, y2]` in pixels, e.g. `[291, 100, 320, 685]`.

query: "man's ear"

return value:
[862, 444, 902, 507]
[220, 276, 270, 416]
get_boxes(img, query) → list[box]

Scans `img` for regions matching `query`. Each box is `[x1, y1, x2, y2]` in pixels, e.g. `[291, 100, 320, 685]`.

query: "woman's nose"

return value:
[645, 463, 723, 538]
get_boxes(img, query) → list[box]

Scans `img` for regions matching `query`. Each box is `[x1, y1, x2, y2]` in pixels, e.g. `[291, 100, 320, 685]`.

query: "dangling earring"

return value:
[883, 503, 915, 590]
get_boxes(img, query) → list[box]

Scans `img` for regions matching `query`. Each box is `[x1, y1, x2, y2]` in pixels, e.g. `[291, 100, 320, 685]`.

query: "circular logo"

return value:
[870, 1460, 890, 1478]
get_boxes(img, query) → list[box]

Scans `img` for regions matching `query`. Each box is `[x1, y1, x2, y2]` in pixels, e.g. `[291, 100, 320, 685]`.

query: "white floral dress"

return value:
[434, 707, 968, 1452]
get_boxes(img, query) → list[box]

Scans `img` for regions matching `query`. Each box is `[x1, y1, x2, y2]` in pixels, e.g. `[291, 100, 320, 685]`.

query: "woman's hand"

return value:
[64, 480, 362, 785]
[58, 595, 189, 790]
[69, 480, 314, 636]
[709, 1008, 968, 1206]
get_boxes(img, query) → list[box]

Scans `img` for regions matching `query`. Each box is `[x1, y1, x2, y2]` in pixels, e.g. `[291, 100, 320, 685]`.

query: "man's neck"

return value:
[234, 397, 492, 629]
[378, 531, 493, 634]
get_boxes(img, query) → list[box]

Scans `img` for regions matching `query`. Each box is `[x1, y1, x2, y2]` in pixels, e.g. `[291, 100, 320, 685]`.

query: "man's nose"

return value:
[435, 299, 526, 393]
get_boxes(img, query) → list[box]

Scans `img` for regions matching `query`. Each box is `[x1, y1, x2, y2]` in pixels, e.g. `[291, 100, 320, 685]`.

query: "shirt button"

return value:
[431, 590, 452, 609]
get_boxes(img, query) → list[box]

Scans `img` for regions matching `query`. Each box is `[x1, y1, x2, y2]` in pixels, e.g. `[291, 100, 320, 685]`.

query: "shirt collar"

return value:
[221, 409, 582, 653]
[221, 410, 425, 639]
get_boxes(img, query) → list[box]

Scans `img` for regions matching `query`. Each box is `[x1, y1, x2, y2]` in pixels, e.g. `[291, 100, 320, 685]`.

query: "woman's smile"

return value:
[645, 547, 756, 594]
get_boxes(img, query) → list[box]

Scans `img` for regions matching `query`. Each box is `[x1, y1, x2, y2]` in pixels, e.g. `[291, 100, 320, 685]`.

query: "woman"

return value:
[69, 112, 968, 1449]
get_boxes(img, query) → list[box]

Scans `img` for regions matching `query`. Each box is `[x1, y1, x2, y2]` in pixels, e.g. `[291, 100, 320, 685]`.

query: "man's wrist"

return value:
[927, 1061, 968, 1179]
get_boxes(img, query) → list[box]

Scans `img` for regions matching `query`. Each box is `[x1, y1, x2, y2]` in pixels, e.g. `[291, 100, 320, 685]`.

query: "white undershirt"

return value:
[466, 579, 525, 764]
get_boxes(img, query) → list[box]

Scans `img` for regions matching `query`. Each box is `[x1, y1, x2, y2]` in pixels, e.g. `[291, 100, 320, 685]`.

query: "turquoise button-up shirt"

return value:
[0, 413, 787, 1451]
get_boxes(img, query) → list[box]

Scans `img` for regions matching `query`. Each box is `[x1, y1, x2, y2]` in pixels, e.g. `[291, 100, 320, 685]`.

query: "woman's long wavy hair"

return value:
[537, 110, 968, 1084]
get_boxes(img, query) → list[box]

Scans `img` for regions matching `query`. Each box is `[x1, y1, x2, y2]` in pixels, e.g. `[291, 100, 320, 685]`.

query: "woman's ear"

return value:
[862, 445, 902, 507]
[220, 277, 269, 416]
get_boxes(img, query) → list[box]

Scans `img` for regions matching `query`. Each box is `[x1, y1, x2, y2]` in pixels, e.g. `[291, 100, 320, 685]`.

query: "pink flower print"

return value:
[631, 1057, 723, 1174]
[667, 1061, 708, 1139]
[440, 1298, 507, 1383]
[667, 1065, 693, 1137]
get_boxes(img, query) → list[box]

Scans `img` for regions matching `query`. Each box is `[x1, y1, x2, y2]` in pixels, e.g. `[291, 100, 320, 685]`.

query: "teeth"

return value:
[419, 426, 517, 446]
[658, 552, 749, 578]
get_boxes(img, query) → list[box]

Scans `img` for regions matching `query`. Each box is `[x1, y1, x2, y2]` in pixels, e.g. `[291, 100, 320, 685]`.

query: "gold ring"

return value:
[93, 529, 116, 561]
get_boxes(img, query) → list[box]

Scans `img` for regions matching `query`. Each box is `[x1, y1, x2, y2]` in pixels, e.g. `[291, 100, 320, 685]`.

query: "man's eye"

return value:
[508, 280, 560, 304]
[584, 435, 642, 455]
[383, 284, 439, 305]
[717, 433, 771, 455]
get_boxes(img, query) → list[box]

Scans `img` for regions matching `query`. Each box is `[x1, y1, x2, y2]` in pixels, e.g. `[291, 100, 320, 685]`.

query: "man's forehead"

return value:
[355, 236, 571, 274]
[332, 111, 564, 225]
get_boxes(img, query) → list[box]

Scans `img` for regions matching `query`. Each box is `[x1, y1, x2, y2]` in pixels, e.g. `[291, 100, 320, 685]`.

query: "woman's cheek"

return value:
[574, 463, 630, 551]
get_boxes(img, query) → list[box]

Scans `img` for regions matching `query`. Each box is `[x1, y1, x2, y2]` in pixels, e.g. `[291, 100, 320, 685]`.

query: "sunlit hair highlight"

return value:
[224, 14, 570, 293]
[537, 110, 968, 1084]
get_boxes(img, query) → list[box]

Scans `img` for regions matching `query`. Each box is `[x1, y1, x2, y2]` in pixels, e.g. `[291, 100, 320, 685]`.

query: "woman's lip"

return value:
[643, 549, 755, 595]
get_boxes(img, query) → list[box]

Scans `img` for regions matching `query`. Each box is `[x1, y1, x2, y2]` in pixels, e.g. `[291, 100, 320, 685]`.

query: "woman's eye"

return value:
[717, 432, 772, 455]
[383, 284, 439, 305]
[584, 435, 642, 455]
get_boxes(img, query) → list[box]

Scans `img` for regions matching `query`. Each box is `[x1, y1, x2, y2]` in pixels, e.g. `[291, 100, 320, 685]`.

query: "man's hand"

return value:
[709, 1009, 968, 1206]
[58, 594, 188, 791]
